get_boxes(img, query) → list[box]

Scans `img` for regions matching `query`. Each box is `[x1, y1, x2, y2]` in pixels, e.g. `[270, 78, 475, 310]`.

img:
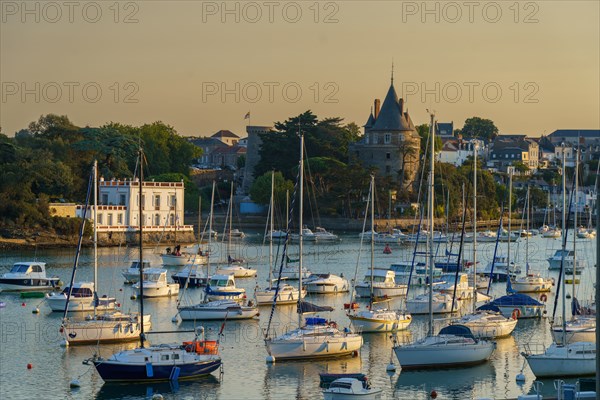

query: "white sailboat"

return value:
[393, 111, 495, 369]
[524, 146, 596, 378]
[264, 132, 363, 361]
[61, 161, 151, 345]
[348, 175, 411, 333]
[453, 149, 517, 339]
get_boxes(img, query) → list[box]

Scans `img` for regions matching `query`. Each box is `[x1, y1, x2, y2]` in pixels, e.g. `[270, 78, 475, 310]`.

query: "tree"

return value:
[458, 117, 499, 143]
[512, 161, 530, 174]
[249, 171, 294, 206]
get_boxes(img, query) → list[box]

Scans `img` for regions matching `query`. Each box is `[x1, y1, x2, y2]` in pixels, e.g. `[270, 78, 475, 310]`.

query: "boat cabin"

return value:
[141, 269, 168, 284]
[208, 274, 236, 288]
[129, 260, 151, 270]
[7, 262, 47, 277]
[362, 269, 397, 284]
[61, 282, 95, 297]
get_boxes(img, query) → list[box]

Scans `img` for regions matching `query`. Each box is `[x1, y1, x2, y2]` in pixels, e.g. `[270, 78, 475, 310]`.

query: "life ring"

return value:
[540, 294, 548, 302]
[329, 321, 338, 329]
[512, 308, 521, 320]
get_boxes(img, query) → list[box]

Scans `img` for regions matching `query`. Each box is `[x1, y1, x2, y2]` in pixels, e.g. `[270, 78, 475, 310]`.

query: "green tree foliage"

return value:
[249, 171, 294, 206]
[457, 117, 499, 143]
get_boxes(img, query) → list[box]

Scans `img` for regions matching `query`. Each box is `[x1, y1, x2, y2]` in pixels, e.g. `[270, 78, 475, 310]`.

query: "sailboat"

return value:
[46, 163, 117, 313]
[90, 148, 222, 382]
[255, 171, 305, 306]
[511, 186, 554, 293]
[61, 161, 151, 345]
[264, 132, 363, 361]
[348, 175, 411, 333]
[215, 182, 256, 278]
[452, 147, 517, 339]
[523, 146, 596, 378]
[550, 147, 596, 345]
[393, 112, 495, 369]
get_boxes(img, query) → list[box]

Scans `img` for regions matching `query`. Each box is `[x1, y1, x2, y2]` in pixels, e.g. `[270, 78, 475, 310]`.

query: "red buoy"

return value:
[21, 302, 26, 307]
[430, 390, 438, 398]
[27, 363, 32, 369]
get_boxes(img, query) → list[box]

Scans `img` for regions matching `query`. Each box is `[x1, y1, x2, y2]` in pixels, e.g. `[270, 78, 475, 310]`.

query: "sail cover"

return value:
[297, 300, 333, 314]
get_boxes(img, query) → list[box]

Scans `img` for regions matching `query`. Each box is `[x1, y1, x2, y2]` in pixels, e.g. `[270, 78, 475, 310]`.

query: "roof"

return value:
[211, 130, 240, 139]
[189, 137, 226, 147]
[364, 112, 375, 128]
[211, 146, 246, 155]
[436, 122, 454, 137]
[370, 84, 412, 131]
[549, 130, 600, 138]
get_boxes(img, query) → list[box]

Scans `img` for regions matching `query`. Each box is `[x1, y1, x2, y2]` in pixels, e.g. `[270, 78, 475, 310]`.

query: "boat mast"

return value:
[525, 186, 530, 275]
[560, 145, 567, 345]
[427, 111, 435, 336]
[93, 160, 98, 318]
[298, 132, 305, 328]
[269, 171, 275, 283]
[472, 143, 478, 312]
[507, 167, 513, 276]
[370, 175, 375, 309]
[572, 148, 578, 299]
[208, 181, 216, 279]
[228, 181, 233, 259]
[138, 147, 145, 348]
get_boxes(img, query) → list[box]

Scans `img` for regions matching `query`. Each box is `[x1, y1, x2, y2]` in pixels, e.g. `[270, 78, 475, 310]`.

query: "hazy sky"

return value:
[1, 1, 599, 137]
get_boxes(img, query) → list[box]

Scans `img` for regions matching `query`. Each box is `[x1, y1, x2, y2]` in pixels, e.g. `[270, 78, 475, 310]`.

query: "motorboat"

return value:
[290, 227, 318, 242]
[160, 247, 208, 267]
[204, 274, 245, 301]
[304, 274, 350, 294]
[121, 260, 152, 284]
[227, 228, 245, 239]
[322, 377, 382, 400]
[354, 269, 407, 298]
[542, 227, 562, 238]
[0, 261, 60, 291]
[46, 282, 116, 312]
[463, 230, 498, 243]
[171, 264, 209, 287]
[279, 264, 312, 280]
[406, 230, 447, 244]
[265, 229, 287, 240]
[406, 292, 460, 315]
[453, 310, 517, 339]
[478, 293, 545, 319]
[358, 230, 377, 240]
[178, 299, 259, 320]
[434, 273, 474, 300]
[313, 227, 340, 242]
[478, 255, 520, 282]
[388, 261, 442, 286]
[393, 324, 495, 369]
[132, 269, 179, 298]
[547, 249, 586, 271]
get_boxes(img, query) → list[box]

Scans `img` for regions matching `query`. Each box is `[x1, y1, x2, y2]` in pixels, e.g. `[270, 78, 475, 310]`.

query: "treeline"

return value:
[0, 114, 201, 232]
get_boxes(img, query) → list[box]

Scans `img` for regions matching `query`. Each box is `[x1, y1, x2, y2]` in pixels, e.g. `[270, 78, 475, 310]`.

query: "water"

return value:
[0, 231, 596, 399]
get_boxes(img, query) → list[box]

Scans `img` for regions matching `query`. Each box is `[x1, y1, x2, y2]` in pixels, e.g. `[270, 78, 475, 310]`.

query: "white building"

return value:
[76, 178, 192, 234]
[438, 138, 485, 166]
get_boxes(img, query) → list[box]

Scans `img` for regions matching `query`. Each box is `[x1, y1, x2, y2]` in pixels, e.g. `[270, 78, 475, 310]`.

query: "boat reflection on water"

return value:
[94, 374, 220, 399]
[394, 361, 496, 398]
[263, 355, 362, 400]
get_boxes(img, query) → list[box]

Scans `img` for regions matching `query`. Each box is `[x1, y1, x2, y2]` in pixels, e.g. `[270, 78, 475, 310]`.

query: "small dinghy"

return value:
[322, 377, 382, 400]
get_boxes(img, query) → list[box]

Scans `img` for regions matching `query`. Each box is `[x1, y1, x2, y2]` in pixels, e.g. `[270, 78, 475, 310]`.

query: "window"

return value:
[154, 194, 160, 209]
[117, 214, 123, 224]
[107, 213, 113, 226]
[98, 213, 103, 224]
[386, 152, 391, 159]
[373, 134, 378, 144]
[170, 195, 176, 208]
[173, 354, 180, 360]
[384, 133, 391, 144]
[119, 194, 126, 206]
[161, 355, 170, 361]
[101, 194, 108, 205]
[385, 166, 391, 173]
[170, 214, 175, 225]
[32, 265, 42, 273]
[154, 214, 160, 225]
[140, 195, 145, 210]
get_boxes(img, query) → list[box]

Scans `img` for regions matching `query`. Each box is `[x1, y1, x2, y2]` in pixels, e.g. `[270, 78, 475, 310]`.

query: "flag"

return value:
[244, 111, 250, 120]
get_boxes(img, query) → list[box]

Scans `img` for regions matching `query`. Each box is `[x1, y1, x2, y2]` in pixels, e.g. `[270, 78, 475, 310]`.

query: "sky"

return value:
[1, 1, 599, 138]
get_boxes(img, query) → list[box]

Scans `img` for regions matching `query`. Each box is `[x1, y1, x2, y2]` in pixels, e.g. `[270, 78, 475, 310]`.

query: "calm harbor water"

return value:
[0, 231, 596, 400]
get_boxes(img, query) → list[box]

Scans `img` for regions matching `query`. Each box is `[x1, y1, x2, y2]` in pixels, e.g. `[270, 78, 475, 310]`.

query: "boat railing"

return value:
[520, 342, 547, 356]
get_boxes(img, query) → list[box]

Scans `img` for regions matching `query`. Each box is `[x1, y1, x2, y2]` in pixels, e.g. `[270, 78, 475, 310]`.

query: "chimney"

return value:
[398, 98, 404, 113]
[374, 99, 381, 120]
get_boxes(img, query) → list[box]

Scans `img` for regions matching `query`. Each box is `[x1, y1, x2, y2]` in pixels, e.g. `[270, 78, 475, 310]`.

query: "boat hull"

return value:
[215, 267, 257, 278]
[323, 389, 383, 400]
[394, 340, 495, 369]
[525, 343, 596, 378]
[0, 278, 59, 292]
[62, 317, 152, 345]
[355, 286, 407, 298]
[178, 306, 258, 320]
[305, 283, 349, 294]
[46, 295, 116, 312]
[134, 284, 179, 298]
[93, 358, 221, 382]
[265, 335, 363, 361]
[255, 289, 302, 305]
[160, 254, 208, 267]
[349, 312, 411, 333]
[171, 275, 208, 287]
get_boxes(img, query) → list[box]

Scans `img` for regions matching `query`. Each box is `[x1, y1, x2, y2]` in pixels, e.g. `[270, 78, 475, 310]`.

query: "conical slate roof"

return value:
[371, 84, 412, 131]
[364, 112, 375, 128]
